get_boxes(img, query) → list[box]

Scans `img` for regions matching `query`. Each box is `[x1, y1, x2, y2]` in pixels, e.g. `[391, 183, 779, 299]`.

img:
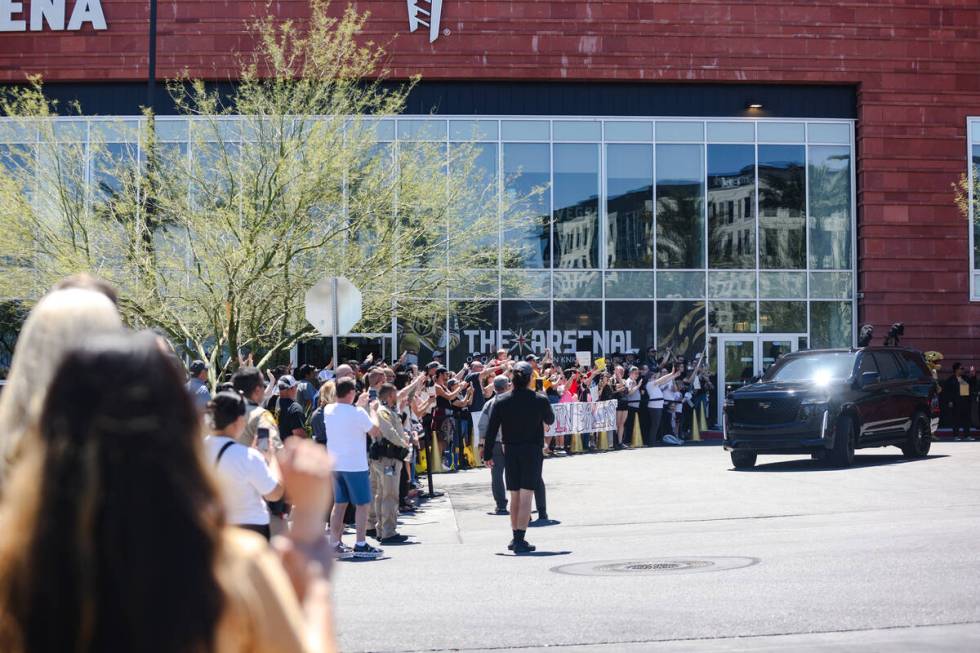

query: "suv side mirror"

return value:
[860, 371, 881, 387]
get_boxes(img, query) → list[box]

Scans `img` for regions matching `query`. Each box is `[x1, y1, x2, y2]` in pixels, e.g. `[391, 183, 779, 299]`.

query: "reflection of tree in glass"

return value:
[758, 157, 805, 269]
[656, 183, 704, 269]
[808, 149, 851, 270]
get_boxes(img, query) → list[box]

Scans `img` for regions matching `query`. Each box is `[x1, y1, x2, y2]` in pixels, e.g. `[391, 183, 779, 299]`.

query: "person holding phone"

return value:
[204, 392, 284, 540]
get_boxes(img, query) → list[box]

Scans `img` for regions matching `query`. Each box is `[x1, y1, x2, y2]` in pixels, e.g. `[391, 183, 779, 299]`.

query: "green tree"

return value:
[0, 2, 532, 385]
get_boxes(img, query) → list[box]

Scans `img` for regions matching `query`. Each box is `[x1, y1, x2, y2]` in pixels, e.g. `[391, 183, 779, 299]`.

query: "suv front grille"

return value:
[733, 398, 801, 425]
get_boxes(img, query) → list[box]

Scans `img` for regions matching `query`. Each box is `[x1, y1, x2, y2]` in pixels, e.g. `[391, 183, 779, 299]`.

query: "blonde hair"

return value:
[318, 380, 336, 406]
[0, 288, 122, 485]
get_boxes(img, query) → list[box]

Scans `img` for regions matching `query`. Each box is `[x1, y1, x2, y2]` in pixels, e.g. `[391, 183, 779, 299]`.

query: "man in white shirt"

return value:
[324, 377, 384, 559]
[644, 366, 682, 445]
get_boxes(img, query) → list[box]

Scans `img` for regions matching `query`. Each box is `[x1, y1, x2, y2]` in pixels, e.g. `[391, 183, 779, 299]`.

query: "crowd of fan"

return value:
[0, 272, 716, 652]
[195, 343, 714, 560]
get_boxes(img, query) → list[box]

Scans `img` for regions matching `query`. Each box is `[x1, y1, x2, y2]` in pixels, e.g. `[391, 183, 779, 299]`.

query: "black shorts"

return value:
[503, 443, 543, 491]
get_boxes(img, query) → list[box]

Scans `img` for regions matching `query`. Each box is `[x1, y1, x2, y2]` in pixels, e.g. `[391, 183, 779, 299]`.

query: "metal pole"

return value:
[147, 0, 158, 111]
[332, 277, 340, 370]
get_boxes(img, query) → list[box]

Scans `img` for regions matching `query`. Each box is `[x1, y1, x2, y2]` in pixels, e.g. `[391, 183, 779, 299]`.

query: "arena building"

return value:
[1, 1, 978, 420]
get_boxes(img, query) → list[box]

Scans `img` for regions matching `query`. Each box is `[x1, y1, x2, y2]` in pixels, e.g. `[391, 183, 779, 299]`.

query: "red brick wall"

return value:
[2, 1, 979, 361]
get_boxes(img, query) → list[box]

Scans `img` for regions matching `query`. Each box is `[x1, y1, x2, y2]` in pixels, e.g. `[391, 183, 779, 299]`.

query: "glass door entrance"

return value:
[717, 335, 801, 422]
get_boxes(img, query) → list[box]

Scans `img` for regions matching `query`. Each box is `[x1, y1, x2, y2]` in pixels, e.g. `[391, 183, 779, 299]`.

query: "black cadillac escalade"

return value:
[723, 348, 939, 469]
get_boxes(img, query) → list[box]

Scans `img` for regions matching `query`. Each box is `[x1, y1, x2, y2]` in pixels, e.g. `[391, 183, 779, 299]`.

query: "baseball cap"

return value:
[513, 361, 533, 382]
[425, 361, 440, 370]
[277, 374, 298, 390]
[189, 360, 207, 375]
[492, 375, 510, 391]
[525, 354, 539, 362]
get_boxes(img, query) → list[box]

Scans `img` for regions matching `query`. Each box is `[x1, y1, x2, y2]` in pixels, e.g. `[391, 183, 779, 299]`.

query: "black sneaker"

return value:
[537, 513, 549, 522]
[379, 534, 409, 544]
[494, 507, 510, 515]
[507, 539, 515, 551]
[353, 543, 383, 559]
[332, 542, 354, 560]
[365, 528, 378, 539]
[512, 540, 536, 554]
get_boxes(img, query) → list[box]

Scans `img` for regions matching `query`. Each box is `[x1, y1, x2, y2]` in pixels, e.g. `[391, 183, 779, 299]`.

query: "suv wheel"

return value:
[901, 412, 931, 458]
[731, 451, 757, 469]
[827, 416, 855, 468]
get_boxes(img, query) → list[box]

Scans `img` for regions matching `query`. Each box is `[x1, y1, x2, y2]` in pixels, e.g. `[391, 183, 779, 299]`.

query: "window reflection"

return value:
[503, 143, 550, 268]
[450, 142, 498, 264]
[553, 300, 602, 357]
[656, 144, 704, 268]
[708, 301, 756, 333]
[606, 300, 655, 356]
[658, 300, 707, 360]
[708, 145, 755, 269]
[758, 145, 805, 269]
[808, 146, 851, 270]
[500, 300, 550, 358]
[554, 143, 599, 269]
[759, 301, 806, 333]
[972, 146, 980, 269]
[809, 301, 852, 348]
[449, 301, 499, 367]
[607, 144, 653, 268]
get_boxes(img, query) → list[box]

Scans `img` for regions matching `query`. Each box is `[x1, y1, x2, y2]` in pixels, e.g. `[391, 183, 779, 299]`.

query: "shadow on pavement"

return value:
[734, 453, 949, 473]
[494, 551, 573, 558]
[528, 519, 561, 528]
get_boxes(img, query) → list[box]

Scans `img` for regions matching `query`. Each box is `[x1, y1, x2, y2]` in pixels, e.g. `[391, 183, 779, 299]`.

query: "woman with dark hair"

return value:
[0, 332, 337, 653]
[205, 391, 285, 540]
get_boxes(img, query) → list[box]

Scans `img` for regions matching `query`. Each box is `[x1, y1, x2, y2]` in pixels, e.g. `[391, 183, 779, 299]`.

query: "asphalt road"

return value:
[332, 442, 980, 652]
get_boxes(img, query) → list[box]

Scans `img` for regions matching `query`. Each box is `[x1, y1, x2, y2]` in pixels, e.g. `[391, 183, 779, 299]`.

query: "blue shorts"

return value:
[334, 470, 372, 506]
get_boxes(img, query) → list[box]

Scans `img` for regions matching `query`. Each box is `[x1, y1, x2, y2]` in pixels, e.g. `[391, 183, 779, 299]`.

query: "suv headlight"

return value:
[799, 398, 829, 420]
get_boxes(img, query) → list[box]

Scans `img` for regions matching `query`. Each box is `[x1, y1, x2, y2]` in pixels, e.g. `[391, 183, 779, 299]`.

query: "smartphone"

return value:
[256, 427, 270, 452]
[535, 378, 543, 392]
[369, 388, 378, 401]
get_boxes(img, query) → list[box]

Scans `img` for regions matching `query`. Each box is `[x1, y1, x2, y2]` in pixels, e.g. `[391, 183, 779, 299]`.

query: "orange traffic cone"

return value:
[571, 432, 583, 453]
[691, 407, 702, 442]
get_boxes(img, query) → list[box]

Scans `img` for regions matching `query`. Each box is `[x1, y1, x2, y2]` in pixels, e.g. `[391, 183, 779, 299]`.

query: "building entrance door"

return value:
[717, 335, 801, 422]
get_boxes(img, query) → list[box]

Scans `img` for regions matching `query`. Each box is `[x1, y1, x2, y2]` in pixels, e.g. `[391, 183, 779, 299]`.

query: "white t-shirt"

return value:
[204, 436, 278, 526]
[323, 403, 375, 472]
[646, 379, 665, 409]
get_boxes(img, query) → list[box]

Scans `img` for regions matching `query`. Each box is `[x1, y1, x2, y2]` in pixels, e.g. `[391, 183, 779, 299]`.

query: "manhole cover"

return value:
[551, 556, 759, 577]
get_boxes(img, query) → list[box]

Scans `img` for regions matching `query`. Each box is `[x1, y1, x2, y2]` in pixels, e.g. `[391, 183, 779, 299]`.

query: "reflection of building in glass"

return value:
[808, 151, 851, 270]
[607, 186, 653, 267]
[759, 161, 805, 268]
[708, 166, 754, 266]
[554, 197, 598, 269]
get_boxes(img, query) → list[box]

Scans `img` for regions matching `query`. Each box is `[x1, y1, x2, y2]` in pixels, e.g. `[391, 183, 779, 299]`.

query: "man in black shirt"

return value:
[276, 375, 307, 440]
[484, 362, 555, 553]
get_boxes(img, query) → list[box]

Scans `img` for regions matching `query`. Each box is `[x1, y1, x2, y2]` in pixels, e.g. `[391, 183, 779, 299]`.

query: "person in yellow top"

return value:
[0, 332, 338, 653]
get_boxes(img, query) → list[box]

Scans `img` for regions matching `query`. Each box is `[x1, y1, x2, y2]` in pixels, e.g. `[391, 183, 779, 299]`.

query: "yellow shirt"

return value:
[960, 378, 970, 397]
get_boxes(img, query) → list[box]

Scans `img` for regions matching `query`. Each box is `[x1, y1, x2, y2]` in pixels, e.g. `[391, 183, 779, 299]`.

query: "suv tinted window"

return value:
[872, 352, 903, 381]
[857, 353, 878, 376]
[899, 350, 930, 380]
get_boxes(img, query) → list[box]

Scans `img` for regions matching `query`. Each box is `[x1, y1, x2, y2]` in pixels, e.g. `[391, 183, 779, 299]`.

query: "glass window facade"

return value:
[967, 118, 980, 301]
[0, 116, 856, 366]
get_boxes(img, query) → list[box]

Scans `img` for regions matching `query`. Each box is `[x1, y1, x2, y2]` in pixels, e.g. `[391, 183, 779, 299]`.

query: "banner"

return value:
[550, 400, 617, 436]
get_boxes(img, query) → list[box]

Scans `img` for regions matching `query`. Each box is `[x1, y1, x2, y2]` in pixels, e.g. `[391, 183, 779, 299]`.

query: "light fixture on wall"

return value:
[747, 101, 763, 110]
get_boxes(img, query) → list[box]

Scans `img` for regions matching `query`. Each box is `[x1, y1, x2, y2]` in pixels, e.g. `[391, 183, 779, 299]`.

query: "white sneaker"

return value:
[664, 434, 683, 445]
